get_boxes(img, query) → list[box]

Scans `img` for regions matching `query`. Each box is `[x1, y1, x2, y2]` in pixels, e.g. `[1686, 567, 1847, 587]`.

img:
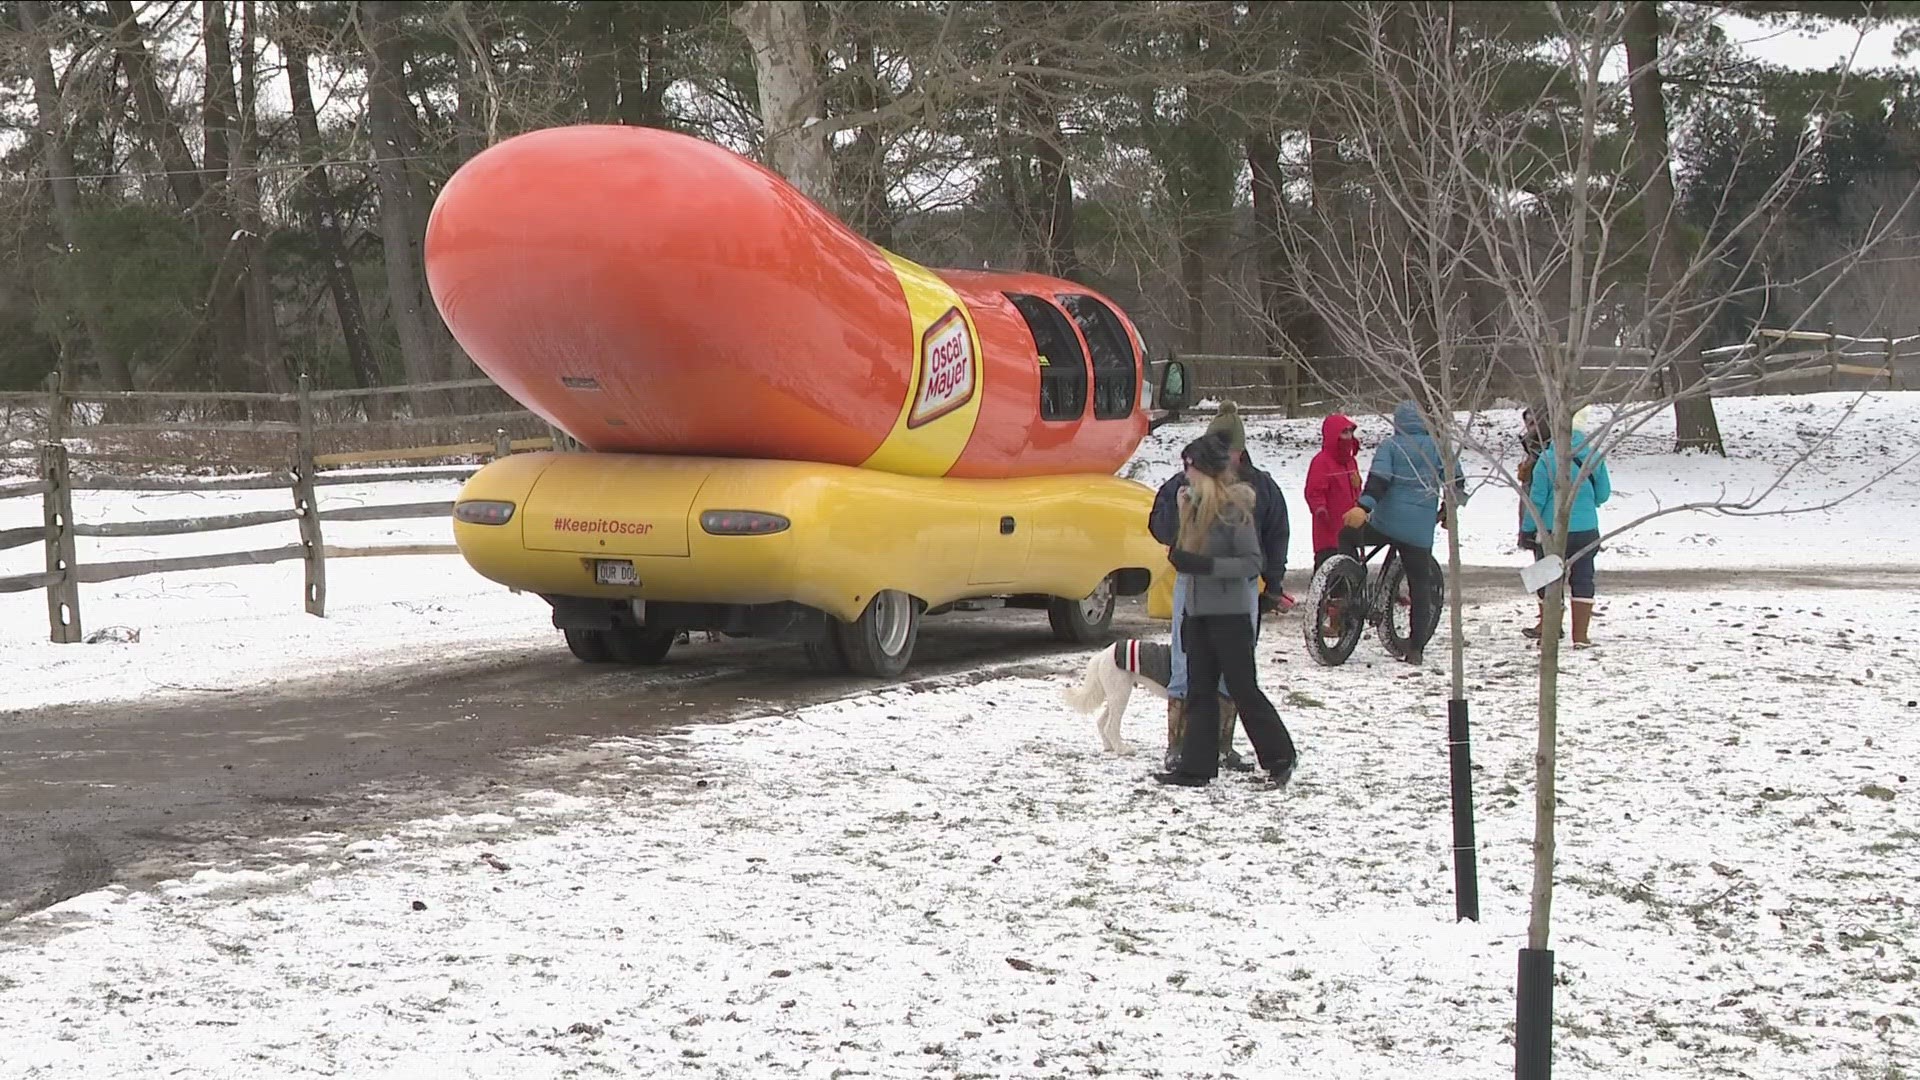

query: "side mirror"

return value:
[1157, 358, 1194, 411]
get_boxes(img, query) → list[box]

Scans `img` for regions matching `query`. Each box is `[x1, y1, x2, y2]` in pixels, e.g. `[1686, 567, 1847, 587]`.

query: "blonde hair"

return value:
[1178, 471, 1247, 552]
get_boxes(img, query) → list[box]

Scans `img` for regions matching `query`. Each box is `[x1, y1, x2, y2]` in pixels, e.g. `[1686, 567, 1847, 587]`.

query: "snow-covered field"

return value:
[2, 393, 1918, 1076]
[3, 586, 1914, 1078]
[4, 392, 1917, 714]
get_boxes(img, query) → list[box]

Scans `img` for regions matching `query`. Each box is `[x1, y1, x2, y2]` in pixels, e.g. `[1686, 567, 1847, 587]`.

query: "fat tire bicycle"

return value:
[1302, 541, 1444, 666]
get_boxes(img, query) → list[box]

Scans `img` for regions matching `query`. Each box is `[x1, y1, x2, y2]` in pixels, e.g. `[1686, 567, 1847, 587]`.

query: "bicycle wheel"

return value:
[1303, 555, 1368, 666]
[1376, 549, 1444, 660]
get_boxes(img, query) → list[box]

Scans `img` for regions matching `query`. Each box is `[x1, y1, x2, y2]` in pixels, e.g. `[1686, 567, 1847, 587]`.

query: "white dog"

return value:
[1061, 640, 1175, 755]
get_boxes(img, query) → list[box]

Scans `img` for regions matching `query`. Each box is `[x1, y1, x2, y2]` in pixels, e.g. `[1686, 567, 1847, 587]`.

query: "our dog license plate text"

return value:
[595, 560, 638, 586]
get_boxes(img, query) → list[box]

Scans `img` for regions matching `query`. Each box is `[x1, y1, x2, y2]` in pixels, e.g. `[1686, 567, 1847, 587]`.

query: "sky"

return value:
[1727, 13, 1915, 72]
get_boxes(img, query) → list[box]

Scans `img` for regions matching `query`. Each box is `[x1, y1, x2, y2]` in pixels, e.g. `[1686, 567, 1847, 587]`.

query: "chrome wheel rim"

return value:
[873, 590, 912, 656]
[1080, 577, 1115, 623]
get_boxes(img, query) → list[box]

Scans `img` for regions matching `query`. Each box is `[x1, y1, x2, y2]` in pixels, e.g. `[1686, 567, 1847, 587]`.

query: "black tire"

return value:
[1303, 555, 1367, 667]
[563, 627, 614, 663]
[604, 626, 676, 665]
[832, 589, 922, 678]
[1047, 574, 1117, 644]
[1376, 551, 1443, 660]
[803, 633, 850, 676]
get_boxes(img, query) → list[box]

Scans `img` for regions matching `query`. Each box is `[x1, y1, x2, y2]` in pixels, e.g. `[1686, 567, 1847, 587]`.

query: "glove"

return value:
[1168, 547, 1214, 574]
[1342, 506, 1370, 530]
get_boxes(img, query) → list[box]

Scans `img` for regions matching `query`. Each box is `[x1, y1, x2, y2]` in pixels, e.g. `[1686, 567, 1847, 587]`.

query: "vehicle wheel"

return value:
[604, 626, 676, 665]
[832, 589, 922, 678]
[803, 633, 850, 676]
[1048, 574, 1117, 644]
[563, 627, 614, 663]
[1303, 555, 1367, 667]
[1376, 551, 1443, 660]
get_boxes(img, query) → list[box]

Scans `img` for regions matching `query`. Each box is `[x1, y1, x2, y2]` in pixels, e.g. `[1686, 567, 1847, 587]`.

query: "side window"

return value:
[1058, 294, 1137, 420]
[1005, 292, 1088, 421]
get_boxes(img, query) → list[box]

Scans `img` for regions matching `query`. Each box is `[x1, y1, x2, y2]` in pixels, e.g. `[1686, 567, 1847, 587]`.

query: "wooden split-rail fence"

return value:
[0, 373, 559, 644]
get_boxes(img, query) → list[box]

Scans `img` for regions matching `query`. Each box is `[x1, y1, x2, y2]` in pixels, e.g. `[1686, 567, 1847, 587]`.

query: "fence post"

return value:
[494, 427, 513, 459]
[44, 369, 66, 443]
[1886, 332, 1897, 391]
[1825, 323, 1837, 390]
[293, 373, 327, 617]
[41, 441, 83, 644]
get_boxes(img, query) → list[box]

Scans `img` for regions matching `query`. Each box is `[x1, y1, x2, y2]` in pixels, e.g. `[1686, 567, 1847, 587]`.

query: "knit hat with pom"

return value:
[1204, 401, 1246, 451]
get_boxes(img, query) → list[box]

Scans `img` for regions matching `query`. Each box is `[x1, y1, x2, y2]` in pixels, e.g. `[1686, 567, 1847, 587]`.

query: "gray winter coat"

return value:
[1175, 485, 1264, 617]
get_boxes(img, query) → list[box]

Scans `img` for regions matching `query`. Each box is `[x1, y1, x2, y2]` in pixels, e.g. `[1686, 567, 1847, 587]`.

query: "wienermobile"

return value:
[431, 125, 1193, 676]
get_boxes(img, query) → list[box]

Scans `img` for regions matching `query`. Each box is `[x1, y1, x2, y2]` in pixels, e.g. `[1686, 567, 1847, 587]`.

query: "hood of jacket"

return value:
[1392, 401, 1428, 438]
[1321, 414, 1358, 467]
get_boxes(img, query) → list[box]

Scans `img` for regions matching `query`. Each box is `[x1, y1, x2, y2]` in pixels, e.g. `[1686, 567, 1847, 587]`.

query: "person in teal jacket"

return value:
[1525, 415, 1611, 646]
[1339, 401, 1466, 664]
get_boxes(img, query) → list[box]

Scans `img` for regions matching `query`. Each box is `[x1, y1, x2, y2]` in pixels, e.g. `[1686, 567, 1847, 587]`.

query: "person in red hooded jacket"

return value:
[1304, 414, 1362, 568]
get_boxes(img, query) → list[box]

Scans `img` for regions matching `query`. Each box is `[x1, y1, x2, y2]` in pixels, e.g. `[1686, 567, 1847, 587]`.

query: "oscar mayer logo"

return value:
[908, 307, 976, 428]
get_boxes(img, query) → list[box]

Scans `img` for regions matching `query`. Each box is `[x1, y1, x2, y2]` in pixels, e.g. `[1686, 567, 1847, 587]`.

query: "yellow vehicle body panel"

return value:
[453, 451, 1168, 623]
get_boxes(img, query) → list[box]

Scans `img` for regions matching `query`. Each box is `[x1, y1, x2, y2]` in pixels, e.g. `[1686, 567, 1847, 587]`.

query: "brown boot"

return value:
[1218, 695, 1253, 771]
[1571, 599, 1594, 647]
[1523, 601, 1563, 641]
[1164, 698, 1187, 769]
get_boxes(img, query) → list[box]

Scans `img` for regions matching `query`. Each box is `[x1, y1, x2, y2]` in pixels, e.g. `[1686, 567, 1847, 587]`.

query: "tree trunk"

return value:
[731, 0, 836, 211]
[280, 15, 386, 409]
[840, 32, 895, 248]
[17, 0, 132, 392]
[1624, 0, 1725, 454]
[107, 0, 252, 393]
[616, 2, 670, 128]
[361, 0, 451, 401]
[1009, 73, 1078, 280]
[105, 0, 207, 211]
[581, 2, 620, 121]
[1249, 132, 1329, 408]
[1033, 119, 1079, 280]
[201, 0, 255, 397]
[236, 0, 290, 396]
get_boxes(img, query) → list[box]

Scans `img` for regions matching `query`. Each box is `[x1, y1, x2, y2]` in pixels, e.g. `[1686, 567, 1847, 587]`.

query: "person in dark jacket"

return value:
[1339, 400, 1465, 665]
[1148, 403, 1290, 770]
[1154, 431, 1298, 788]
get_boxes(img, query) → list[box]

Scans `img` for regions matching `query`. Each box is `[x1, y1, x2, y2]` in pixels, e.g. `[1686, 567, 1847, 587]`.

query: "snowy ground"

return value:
[3, 587, 1914, 1078]
[4, 392, 1917, 714]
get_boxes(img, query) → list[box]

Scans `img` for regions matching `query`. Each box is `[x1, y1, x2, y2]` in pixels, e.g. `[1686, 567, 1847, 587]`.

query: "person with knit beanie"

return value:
[1147, 400, 1292, 771]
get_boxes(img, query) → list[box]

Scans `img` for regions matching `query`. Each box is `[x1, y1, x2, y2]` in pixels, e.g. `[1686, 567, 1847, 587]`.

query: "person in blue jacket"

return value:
[1339, 400, 1465, 665]
[1148, 402, 1290, 771]
[1525, 408, 1611, 647]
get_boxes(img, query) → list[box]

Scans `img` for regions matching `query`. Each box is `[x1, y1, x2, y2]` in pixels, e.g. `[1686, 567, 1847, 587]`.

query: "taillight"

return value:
[454, 500, 515, 525]
[700, 510, 790, 536]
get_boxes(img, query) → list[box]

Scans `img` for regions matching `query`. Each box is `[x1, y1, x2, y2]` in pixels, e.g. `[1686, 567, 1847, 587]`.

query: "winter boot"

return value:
[1218, 696, 1253, 772]
[1571, 599, 1594, 647]
[1522, 601, 1563, 641]
[1164, 697, 1188, 771]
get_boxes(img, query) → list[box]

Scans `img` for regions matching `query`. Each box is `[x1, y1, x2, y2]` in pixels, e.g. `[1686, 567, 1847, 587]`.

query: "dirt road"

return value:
[2, 564, 1908, 923]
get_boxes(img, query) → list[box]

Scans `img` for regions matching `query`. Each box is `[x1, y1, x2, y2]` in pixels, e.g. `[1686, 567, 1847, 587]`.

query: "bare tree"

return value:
[357, 0, 453, 396]
[15, 0, 131, 392]
[276, 2, 385, 405]
[732, 0, 835, 209]
[1253, 4, 1919, 1075]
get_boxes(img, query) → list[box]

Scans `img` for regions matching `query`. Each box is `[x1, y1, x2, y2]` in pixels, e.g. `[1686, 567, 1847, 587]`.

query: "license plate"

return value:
[594, 560, 638, 586]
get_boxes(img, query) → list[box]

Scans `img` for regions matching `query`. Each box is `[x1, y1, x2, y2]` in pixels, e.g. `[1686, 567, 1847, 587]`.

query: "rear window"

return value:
[1058, 294, 1136, 419]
